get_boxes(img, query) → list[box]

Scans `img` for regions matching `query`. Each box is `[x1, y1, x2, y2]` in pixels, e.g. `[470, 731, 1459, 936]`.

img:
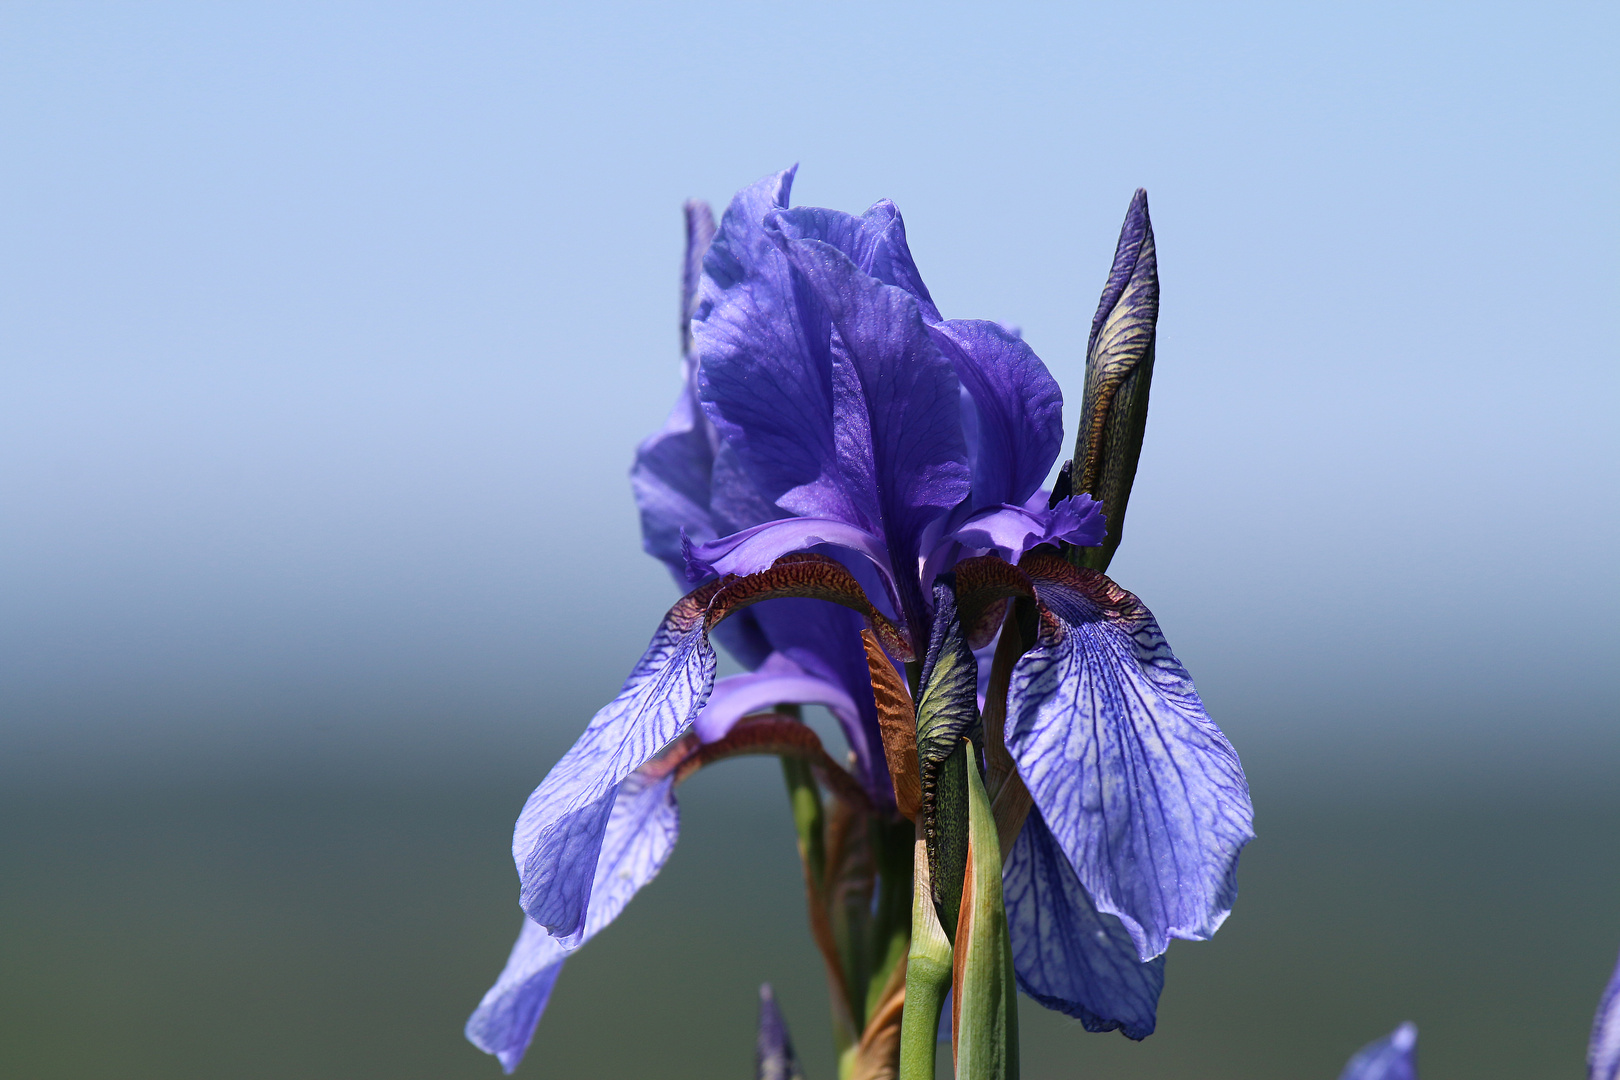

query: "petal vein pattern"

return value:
[514, 555, 907, 943]
[1003, 808, 1164, 1038]
[514, 585, 718, 940]
[471, 767, 681, 1073]
[1005, 555, 1253, 960]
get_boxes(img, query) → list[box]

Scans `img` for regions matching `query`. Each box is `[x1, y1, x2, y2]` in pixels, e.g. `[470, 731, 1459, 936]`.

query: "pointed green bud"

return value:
[913, 580, 983, 936]
[1069, 189, 1158, 573]
[949, 742, 1018, 1080]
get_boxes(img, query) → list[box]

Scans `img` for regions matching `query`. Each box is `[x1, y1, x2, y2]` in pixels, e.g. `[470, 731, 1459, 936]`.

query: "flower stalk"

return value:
[950, 739, 1018, 1080]
[898, 821, 952, 1080]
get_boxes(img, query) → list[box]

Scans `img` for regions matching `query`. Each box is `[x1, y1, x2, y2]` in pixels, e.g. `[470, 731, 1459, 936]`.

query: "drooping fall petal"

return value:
[470, 765, 681, 1072]
[1005, 554, 1252, 960]
[513, 583, 718, 941]
[514, 555, 907, 941]
[1002, 808, 1164, 1038]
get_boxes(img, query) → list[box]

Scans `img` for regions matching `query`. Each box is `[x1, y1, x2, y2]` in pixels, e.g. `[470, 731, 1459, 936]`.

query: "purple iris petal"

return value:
[927, 319, 1064, 510]
[1003, 808, 1165, 1038]
[694, 169, 972, 640]
[947, 495, 1105, 563]
[1591, 948, 1620, 1080]
[751, 595, 891, 806]
[513, 595, 716, 941]
[1338, 1023, 1418, 1080]
[470, 767, 681, 1072]
[1005, 569, 1253, 960]
[631, 200, 773, 669]
[756, 983, 806, 1080]
[685, 516, 892, 586]
[694, 652, 860, 743]
[465, 921, 563, 1075]
[696, 167, 858, 526]
[771, 231, 971, 633]
[631, 205, 722, 574]
[768, 201, 943, 323]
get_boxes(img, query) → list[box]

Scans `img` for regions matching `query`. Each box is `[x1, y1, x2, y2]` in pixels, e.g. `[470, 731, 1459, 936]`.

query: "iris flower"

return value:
[467, 168, 1253, 1070]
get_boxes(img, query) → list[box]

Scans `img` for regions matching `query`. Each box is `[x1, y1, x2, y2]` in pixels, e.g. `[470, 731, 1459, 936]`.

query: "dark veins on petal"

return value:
[1005, 552, 1252, 960]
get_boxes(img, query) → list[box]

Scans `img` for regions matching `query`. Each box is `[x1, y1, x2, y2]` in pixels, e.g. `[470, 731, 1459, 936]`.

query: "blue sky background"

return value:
[1, 1, 1616, 793]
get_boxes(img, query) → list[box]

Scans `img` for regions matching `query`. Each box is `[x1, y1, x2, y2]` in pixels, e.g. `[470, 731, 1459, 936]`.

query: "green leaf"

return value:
[950, 744, 1019, 1080]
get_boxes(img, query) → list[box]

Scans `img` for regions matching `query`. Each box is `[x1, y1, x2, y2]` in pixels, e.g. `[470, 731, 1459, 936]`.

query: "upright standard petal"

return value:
[696, 170, 972, 638]
[633, 199, 722, 573]
[513, 585, 719, 940]
[696, 167, 859, 525]
[1591, 948, 1620, 1080]
[928, 319, 1064, 511]
[774, 232, 971, 633]
[631, 199, 774, 668]
[1004, 554, 1253, 959]
[1002, 809, 1164, 1039]
[470, 766, 681, 1072]
[769, 200, 943, 323]
[1338, 1023, 1418, 1080]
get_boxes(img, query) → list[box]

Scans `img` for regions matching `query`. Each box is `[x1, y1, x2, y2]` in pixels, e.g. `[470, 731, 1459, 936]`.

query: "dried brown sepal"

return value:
[949, 556, 1035, 649]
[952, 554, 1064, 645]
[990, 773, 1033, 866]
[672, 714, 872, 813]
[707, 553, 914, 661]
[863, 629, 921, 819]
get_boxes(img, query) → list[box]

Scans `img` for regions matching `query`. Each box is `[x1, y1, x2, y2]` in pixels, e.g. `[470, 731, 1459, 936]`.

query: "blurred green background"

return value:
[2, 2, 1616, 1077]
[4, 757, 1617, 1078]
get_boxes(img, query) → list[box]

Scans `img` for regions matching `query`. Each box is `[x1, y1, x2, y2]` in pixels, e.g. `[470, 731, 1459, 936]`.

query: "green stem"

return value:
[898, 820, 953, 1080]
[865, 817, 914, 1024]
[953, 748, 1018, 1080]
[782, 756, 857, 1058]
[782, 756, 827, 891]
